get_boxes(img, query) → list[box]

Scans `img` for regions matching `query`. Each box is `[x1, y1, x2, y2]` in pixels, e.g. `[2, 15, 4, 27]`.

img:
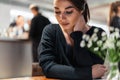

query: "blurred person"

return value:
[10, 15, 24, 28]
[38, 0, 107, 80]
[29, 4, 50, 62]
[9, 15, 28, 38]
[108, 1, 120, 72]
[108, 1, 120, 29]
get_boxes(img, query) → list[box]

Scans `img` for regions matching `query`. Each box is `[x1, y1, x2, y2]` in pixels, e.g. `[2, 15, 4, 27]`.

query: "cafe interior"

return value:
[0, 0, 119, 80]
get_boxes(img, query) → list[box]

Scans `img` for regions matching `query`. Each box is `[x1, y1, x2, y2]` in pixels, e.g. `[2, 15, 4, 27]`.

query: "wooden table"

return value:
[2, 76, 59, 80]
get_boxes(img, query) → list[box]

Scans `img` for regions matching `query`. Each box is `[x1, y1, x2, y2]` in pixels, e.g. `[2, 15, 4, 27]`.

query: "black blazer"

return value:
[38, 24, 104, 80]
[29, 13, 50, 43]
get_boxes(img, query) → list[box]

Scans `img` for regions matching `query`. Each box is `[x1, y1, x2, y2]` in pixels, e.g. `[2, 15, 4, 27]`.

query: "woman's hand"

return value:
[92, 64, 107, 79]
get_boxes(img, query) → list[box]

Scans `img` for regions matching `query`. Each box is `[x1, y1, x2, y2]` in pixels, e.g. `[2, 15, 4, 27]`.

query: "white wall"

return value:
[0, 3, 31, 28]
[0, 3, 11, 28]
[0, 3, 56, 29]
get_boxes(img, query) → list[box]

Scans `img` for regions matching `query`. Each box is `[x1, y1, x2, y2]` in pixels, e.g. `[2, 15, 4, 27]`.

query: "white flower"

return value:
[82, 34, 87, 40]
[116, 41, 120, 47]
[94, 47, 99, 51]
[109, 27, 114, 31]
[102, 32, 107, 37]
[114, 32, 119, 38]
[115, 28, 119, 32]
[101, 45, 107, 50]
[97, 40, 103, 47]
[87, 40, 92, 48]
[90, 33, 97, 42]
[94, 28, 99, 33]
[85, 35, 90, 41]
[102, 36, 107, 41]
[82, 34, 90, 41]
[80, 40, 85, 48]
[91, 33, 97, 39]
[93, 37, 98, 42]
[104, 39, 115, 49]
[110, 32, 119, 39]
[110, 33, 116, 39]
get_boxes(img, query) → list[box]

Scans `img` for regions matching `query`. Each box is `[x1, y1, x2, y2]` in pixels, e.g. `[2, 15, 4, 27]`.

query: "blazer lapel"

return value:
[56, 25, 72, 66]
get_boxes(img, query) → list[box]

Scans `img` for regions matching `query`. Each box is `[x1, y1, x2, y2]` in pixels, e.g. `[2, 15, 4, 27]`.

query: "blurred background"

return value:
[0, 0, 119, 79]
[0, 0, 119, 28]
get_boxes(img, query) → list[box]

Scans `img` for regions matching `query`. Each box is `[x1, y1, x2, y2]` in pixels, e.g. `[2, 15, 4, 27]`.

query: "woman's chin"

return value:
[60, 24, 73, 31]
[63, 27, 70, 31]
[62, 26, 71, 30]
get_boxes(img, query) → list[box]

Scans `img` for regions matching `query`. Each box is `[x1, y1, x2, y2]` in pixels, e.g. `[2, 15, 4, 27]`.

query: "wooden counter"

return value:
[2, 76, 59, 80]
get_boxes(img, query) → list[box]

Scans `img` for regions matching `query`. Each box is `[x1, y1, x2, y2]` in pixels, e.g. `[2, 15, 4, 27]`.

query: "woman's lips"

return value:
[61, 23, 69, 26]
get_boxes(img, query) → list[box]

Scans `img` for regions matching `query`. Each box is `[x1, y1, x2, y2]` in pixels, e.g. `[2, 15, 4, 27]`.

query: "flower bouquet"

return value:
[80, 27, 120, 80]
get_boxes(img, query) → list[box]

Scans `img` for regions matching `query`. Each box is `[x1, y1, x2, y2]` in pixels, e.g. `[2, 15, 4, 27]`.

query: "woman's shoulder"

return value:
[42, 24, 61, 35]
[91, 26, 104, 31]
[87, 26, 106, 40]
[43, 24, 59, 30]
[88, 26, 105, 34]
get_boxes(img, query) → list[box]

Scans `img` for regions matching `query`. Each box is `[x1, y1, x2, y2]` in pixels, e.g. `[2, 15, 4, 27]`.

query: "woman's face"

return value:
[54, 0, 81, 31]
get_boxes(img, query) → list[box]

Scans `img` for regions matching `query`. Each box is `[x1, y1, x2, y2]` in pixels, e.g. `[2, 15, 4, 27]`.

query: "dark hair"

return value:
[112, 1, 120, 13]
[68, 0, 90, 23]
[108, 1, 120, 26]
[110, 1, 120, 13]
[31, 6, 39, 11]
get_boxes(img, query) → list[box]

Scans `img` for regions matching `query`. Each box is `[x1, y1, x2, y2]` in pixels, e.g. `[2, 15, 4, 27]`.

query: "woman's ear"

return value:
[79, 10, 83, 15]
[81, 10, 84, 14]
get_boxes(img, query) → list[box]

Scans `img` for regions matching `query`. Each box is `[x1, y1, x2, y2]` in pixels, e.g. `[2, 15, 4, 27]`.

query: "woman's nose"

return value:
[59, 13, 66, 20]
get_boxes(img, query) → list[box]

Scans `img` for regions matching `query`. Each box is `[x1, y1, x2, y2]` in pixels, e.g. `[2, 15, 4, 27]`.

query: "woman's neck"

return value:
[62, 29, 73, 46]
[61, 25, 90, 46]
[78, 24, 90, 33]
[62, 28, 73, 35]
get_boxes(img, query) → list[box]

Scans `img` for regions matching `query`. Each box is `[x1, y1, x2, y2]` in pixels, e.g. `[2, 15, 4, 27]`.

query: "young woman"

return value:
[38, 0, 107, 80]
[108, 1, 120, 73]
[109, 1, 120, 29]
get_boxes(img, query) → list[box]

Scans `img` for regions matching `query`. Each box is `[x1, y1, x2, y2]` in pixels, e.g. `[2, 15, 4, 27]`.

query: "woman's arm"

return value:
[38, 24, 92, 80]
[70, 30, 107, 79]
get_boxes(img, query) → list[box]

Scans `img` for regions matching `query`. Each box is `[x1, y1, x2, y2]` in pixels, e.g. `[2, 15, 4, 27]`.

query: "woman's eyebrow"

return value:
[54, 7, 59, 9]
[54, 6, 74, 10]
[65, 6, 74, 9]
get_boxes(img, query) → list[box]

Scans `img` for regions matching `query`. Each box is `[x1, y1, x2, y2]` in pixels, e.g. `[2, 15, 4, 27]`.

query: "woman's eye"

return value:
[54, 11, 73, 15]
[55, 11, 61, 14]
[65, 11, 73, 15]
